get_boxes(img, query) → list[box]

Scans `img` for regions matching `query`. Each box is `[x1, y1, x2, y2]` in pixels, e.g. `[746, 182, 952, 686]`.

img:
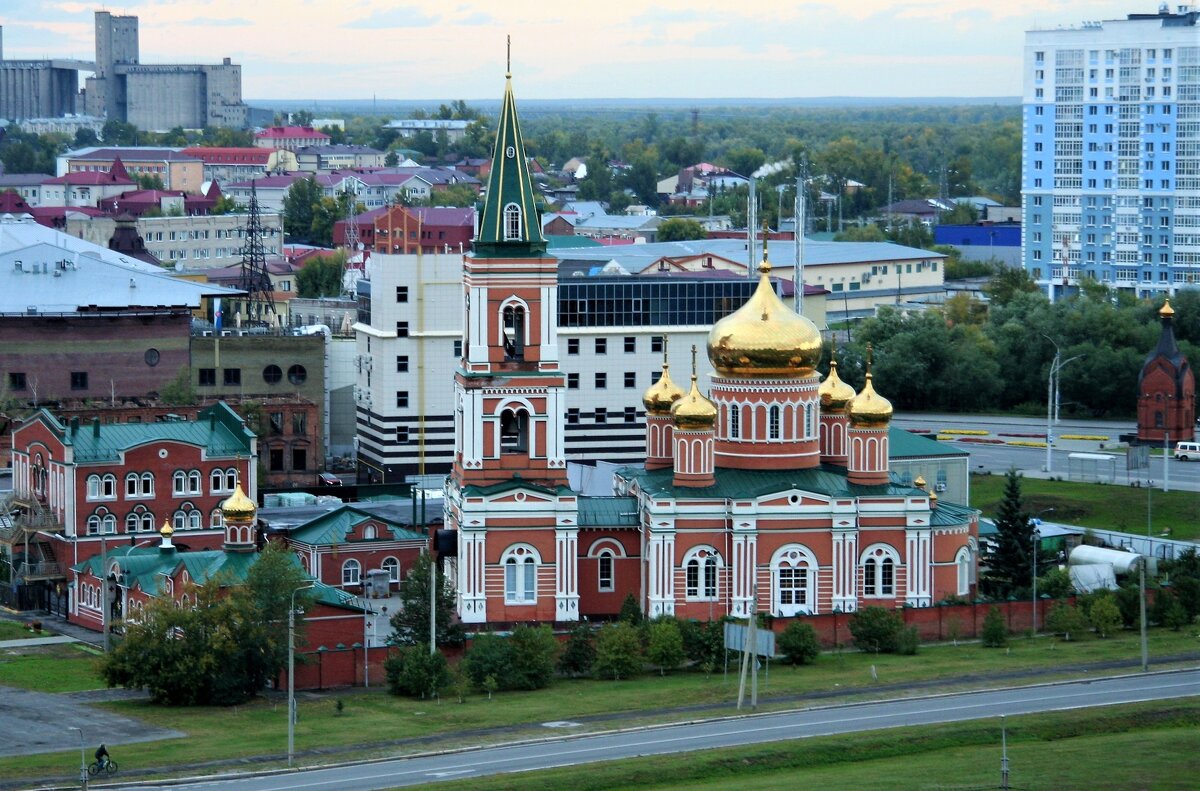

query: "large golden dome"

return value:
[707, 253, 822, 378]
[221, 484, 257, 521]
[818, 359, 857, 413]
[848, 372, 893, 427]
[643, 359, 685, 415]
[671, 375, 718, 429]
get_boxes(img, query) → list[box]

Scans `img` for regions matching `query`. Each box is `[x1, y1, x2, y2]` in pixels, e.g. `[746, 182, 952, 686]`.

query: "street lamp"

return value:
[1042, 335, 1083, 475]
[1031, 508, 1054, 634]
[287, 581, 314, 768]
[68, 726, 86, 790]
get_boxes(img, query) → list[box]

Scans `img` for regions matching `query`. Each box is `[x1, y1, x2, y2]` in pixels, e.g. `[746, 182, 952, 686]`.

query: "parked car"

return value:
[1174, 441, 1200, 461]
[317, 472, 342, 486]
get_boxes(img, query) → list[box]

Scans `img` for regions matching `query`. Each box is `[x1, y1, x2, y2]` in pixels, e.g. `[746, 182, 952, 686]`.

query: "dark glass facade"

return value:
[558, 277, 771, 328]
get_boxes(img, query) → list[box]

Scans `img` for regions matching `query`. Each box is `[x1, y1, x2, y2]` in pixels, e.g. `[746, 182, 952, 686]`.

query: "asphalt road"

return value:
[142, 670, 1200, 791]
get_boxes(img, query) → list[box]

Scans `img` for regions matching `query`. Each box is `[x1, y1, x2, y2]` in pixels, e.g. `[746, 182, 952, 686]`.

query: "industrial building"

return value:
[0, 26, 92, 120]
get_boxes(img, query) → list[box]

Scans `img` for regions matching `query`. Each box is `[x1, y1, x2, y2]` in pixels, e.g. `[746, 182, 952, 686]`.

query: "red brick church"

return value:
[1137, 300, 1195, 444]
[443, 66, 980, 627]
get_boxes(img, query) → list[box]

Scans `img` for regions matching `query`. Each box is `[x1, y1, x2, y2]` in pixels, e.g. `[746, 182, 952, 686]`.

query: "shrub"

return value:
[895, 626, 920, 656]
[460, 632, 513, 690]
[777, 621, 821, 665]
[981, 606, 1008, 647]
[848, 606, 903, 654]
[618, 593, 643, 625]
[594, 622, 644, 680]
[1089, 597, 1122, 638]
[1173, 576, 1200, 622]
[1038, 567, 1074, 599]
[384, 644, 450, 698]
[1112, 584, 1142, 628]
[1045, 602, 1087, 641]
[646, 618, 686, 676]
[680, 619, 725, 672]
[1151, 589, 1182, 627]
[1159, 594, 1191, 631]
[508, 624, 559, 690]
[558, 624, 597, 677]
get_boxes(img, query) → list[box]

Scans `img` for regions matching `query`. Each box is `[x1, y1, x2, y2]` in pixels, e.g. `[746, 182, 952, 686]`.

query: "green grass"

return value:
[1, 626, 1198, 783]
[431, 700, 1200, 790]
[0, 619, 37, 641]
[971, 473, 1200, 540]
[0, 643, 104, 693]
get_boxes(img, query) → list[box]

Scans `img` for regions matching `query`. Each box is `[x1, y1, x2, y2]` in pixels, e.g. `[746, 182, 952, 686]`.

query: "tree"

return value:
[981, 606, 1008, 647]
[101, 119, 138, 146]
[618, 593, 643, 625]
[723, 146, 766, 178]
[210, 195, 241, 215]
[558, 624, 597, 677]
[1046, 601, 1088, 641]
[296, 253, 346, 298]
[134, 173, 165, 191]
[1088, 597, 1122, 638]
[460, 632, 513, 690]
[646, 618, 685, 676]
[834, 224, 887, 242]
[384, 151, 400, 168]
[679, 619, 724, 673]
[984, 469, 1048, 596]
[384, 644, 449, 698]
[657, 218, 707, 242]
[159, 366, 197, 406]
[388, 552, 463, 648]
[282, 177, 322, 241]
[849, 606, 904, 654]
[507, 624, 558, 690]
[777, 621, 821, 665]
[593, 622, 643, 680]
[74, 127, 100, 148]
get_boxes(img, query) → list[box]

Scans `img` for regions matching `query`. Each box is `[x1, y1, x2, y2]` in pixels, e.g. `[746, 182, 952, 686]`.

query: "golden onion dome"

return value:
[221, 484, 257, 520]
[707, 249, 823, 378]
[848, 372, 894, 427]
[1160, 298, 1175, 317]
[818, 360, 857, 413]
[914, 475, 927, 490]
[159, 520, 174, 537]
[643, 362, 685, 415]
[671, 375, 718, 429]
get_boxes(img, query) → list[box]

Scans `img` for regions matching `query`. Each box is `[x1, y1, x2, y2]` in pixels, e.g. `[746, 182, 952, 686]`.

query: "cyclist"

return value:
[94, 744, 110, 769]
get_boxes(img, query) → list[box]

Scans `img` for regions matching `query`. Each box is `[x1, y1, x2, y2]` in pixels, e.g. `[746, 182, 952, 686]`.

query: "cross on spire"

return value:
[506, 35, 511, 77]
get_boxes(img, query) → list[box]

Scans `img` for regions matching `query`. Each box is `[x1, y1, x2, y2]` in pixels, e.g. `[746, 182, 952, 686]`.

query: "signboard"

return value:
[1127, 445, 1150, 472]
[723, 622, 776, 658]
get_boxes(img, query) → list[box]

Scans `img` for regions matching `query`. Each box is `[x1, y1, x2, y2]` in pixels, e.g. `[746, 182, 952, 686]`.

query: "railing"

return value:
[16, 561, 63, 580]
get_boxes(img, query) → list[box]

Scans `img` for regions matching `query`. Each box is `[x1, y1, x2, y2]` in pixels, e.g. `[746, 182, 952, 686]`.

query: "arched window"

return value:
[126, 473, 141, 497]
[342, 559, 362, 585]
[101, 514, 116, 534]
[769, 405, 781, 440]
[772, 545, 817, 617]
[225, 469, 238, 490]
[141, 473, 154, 496]
[956, 547, 972, 596]
[87, 475, 101, 500]
[173, 510, 186, 530]
[126, 512, 141, 533]
[102, 475, 116, 499]
[598, 550, 615, 592]
[210, 509, 223, 529]
[381, 557, 400, 583]
[188, 471, 201, 494]
[682, 546, 722, 600]
[501, 544, 539, 604]
[141, 512, 155, 532]
[211, 469, 224, 493]
[502, 303, 526, 360]
[188, 510, 201, 530]
[87, 514, 101, 535]
[729, 403, 740, 438]
[172, 471, 187, 496]
[503, 202, 522, 241]
[500, 408, 530, 454]
[861, 544, 900, 598]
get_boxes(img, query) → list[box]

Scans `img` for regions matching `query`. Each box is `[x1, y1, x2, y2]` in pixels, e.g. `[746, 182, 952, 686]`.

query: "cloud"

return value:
[456, 11, 494, 26]
[343, 6, 440, 29]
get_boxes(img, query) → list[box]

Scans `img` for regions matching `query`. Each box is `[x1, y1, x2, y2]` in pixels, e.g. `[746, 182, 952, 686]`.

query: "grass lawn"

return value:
[0, 619, 37, 641]
[1, 626, 1198, 782]
[970, 473, 1200, 540]
[431, 700, 1200, 791]
[0, 643, 104, 693]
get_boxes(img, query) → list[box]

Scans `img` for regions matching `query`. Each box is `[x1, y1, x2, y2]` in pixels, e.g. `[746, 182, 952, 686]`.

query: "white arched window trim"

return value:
[141, 473, 154, 496]
[500, 543, 540, 604]
[770, 544, 818, 617]
[860, 543, 901, 598]
[503, 202, 523, 241]
[681, 545, 723, 601]
[172, 471, 187, 496]
[955, 546, 972, 596]
[342, 559, 362, 585]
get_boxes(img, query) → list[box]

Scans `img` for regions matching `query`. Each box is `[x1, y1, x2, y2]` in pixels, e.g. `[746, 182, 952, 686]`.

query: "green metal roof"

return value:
[888, 426, 968, 459]
[578, 497, 639, 527]
[460, 477, 574, 498]
[287, 505, 426, 546]
[622, 464, 913, 500]
[546, 235, 602, 249]
[35, 402, 254, 463]
[929, 500, 978, 527]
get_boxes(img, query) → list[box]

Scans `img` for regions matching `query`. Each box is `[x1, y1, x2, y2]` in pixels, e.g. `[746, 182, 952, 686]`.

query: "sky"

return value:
[0, 1, 1179, 100]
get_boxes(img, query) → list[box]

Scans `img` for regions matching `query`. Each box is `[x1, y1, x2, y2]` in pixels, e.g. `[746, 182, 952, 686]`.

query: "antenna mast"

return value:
[238, 180, 276, 323]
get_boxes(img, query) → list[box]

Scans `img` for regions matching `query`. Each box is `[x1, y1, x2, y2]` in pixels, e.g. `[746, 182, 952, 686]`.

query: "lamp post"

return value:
[100, 536, 108, 654]
[68, 726, 86, 790]
[1164, 427, 1170, 493]
[1030, 508, 1054, 633]
[1041, 335, 1083, 475]
[287, 582, 314, 768]
[1138, 555, 1149, 672]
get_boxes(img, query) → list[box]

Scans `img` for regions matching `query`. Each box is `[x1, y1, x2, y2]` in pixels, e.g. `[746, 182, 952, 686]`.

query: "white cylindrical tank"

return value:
[1068, 545, 1145, 575]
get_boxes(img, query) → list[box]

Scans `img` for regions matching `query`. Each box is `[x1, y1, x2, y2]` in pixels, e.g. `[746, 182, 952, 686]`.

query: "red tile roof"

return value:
[254, 127, 331, 141]
[182, 147, 275, 164]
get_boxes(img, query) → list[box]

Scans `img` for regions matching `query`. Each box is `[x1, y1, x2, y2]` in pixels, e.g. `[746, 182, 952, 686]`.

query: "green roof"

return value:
[473, 72, 546, 256]
[35, 402, 254, 463]
[888, 426, 968, 459]
[461, 477, 574, 498]
[546, 234, 602, 249]
[288, 505, 426, 546]
[622, 464, 914, 501]
[578, 497, 639, 527]
[930, 500, 977, 527]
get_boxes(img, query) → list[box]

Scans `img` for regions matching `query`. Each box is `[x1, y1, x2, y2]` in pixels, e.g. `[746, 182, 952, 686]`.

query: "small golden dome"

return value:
[1160, 298, 1175, 317]
[707, 246, 822, 378]
[818, 360, 857, 413]
[671, 376, 718, 429]
[159, 520, 173, 537]
[643, 363, 685, 415]
[914, 475, 927, 490]
[848, 372, 894, 427]
[221, 484, 257, 520]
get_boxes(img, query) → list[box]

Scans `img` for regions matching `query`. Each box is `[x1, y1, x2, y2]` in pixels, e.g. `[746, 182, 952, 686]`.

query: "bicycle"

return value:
[87, 758, 118, 777]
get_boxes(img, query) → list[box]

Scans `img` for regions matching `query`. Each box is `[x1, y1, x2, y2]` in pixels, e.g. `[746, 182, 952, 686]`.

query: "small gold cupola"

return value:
[848, 345, 893, 427]
[671, 345, 718, 429]
[1160, 298, 1175, 318]
[818, 359, 857, 413]
[643, 337, 685, 415]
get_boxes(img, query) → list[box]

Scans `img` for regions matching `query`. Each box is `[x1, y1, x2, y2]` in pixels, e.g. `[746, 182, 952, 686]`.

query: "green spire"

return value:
[474, 60, 546, 256]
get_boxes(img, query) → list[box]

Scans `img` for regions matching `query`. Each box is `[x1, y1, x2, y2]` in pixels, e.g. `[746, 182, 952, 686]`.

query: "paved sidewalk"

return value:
[0, 634, 76, 649]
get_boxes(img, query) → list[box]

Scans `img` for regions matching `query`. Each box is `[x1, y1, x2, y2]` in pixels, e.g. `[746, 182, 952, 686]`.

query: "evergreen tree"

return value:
[984, 469, 1049, 596]
[558, 624, 597, 677]
[387, 553, 462, 647]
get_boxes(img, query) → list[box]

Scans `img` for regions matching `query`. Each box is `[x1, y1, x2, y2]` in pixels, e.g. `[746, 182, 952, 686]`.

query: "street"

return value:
[139, 670, 1200, 790]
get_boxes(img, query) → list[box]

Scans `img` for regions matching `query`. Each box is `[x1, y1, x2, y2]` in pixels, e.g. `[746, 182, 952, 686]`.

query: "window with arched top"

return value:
[211, 469, 224, 493]
[503, 202, 523, 241]
[682, 546, 722, 600]
[342, 559, 362, 585]
[126, 473, 141, 497]
[772, 544, 817, 617]
[188, 510, 201, 530]
[500, 408, 530, 454]
[87, 514, 101, 535]
[729, 403, 740, 438]
[87, 475, 102, 501]
[501, 303, 526, 360]
[381, 556, 400, 583]
[141, 473, 154, 496]
[225, 469, 238, 491]
[102, 475, 116, 499]
[210, 509, 223, 529]
[769, 405, 781, 440]
[501, 544, 539, 604]
[141, 512, 155, 532]
[363, 524, 377, 540]
[126, 512, 140, 533]
[597, 550, 615, 592]
[956, 547, 972, 596]
[188, 471, 201, 495]
[173, 510, 186, 530]
[172, 471, 187, 496]
[861, 544, 900, 597]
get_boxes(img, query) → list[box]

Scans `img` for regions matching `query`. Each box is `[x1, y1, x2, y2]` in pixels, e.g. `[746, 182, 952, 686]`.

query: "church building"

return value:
[1137, 300, 1195, 445]
[443, 65, 979, 627]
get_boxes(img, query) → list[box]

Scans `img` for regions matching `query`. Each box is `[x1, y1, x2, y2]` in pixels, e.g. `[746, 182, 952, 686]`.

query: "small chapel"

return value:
[1137, 299, 1195, 445]
[443, 63, 979, 627]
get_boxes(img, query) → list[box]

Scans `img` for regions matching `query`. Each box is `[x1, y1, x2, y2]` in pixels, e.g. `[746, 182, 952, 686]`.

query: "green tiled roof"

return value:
[888, 426, 968, 459]
[36, 402, 253, 463]
[578, 497, 639, 527]
[621, 464, 913, 500]
[460, 477, 574, 498]
[930, 500, 977, 527]
[288, 505, 426, 546]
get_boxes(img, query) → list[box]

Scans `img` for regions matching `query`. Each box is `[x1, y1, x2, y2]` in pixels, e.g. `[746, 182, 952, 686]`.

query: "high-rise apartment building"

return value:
[1024, 6, 1200, 298]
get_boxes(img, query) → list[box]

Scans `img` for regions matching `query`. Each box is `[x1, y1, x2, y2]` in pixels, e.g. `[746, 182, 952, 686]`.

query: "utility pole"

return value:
[429, 549, 437, 655]
[100, 536, 109, 654]
[1139, 556, 1149, 672]
[1000, 715, 1009, 790]
[747, 179, 758, 277]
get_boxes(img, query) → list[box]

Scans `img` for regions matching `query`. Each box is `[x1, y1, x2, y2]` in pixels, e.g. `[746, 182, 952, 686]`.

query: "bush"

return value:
[848, 606, 903, 654]
[1112, 584, 1142, 628]
[384, 644, 450, 698]
[680, 619, 725, 672]
[777, 621, 821, 665]
[1038, 567, 1074, 599]
[646, 618, 685, 676]
[558, 624, 597, 677]
[594, 622, 644, 680]
[1045, 602, 1087, 641]
[508, 624, 558, 690]
[460, 633, 513, 690]
[618, 593, 643, 625]
[1173, 576, 1200, 622]
[895, 626, 920, 656]
[981, 606, 1008, 647]
[1089, 597, 1122, 638]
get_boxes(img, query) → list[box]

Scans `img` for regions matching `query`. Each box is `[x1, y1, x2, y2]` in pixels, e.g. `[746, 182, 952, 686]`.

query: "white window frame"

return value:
[682, 546, 722, 601]
[342, 559, 362, 586]
[860, 544, 900, 598]
[381, 556, 400, 583]
[501, 544, 540, 604]
[771, 544, 818, 617]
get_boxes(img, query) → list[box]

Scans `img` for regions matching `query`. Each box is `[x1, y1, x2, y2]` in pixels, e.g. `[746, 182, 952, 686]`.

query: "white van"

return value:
[1175, 441, 1200, 461]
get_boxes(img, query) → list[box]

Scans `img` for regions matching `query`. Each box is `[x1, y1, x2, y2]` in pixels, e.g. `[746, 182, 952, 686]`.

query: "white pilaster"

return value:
[832, 529, 858, 613]
[730, 523, 757, 618]
[467, 285, 487, 363]
[646, 527, 676, 618]
[554, 527, 579, 621]
[905, 528, 932, 607]
[458, 526, 487, 623]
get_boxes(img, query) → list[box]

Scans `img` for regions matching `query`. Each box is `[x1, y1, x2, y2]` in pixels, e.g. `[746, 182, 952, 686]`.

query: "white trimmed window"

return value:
[382, 556, 400, 583]
[503, 202, 522, 241]
[502, 544, 539, 604]
[956, 547, 972, 596]
[141, 473, 155, 496]
[172, 471, 187, 496]
[682, 546, 722, 600]
[772, 544, 817, 617]
[598, 550, 615, 592]
[861, 544, 899, 597]
[342, 559, 362, 585]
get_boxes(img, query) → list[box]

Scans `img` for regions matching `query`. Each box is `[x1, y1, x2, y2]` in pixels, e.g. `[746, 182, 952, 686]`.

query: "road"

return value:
[142, 670, 1200, 790]
[893, 413, 1200, 492]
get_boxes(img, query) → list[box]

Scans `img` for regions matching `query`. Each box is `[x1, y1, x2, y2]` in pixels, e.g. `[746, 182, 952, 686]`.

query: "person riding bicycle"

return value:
[94, 744, 110, 769]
